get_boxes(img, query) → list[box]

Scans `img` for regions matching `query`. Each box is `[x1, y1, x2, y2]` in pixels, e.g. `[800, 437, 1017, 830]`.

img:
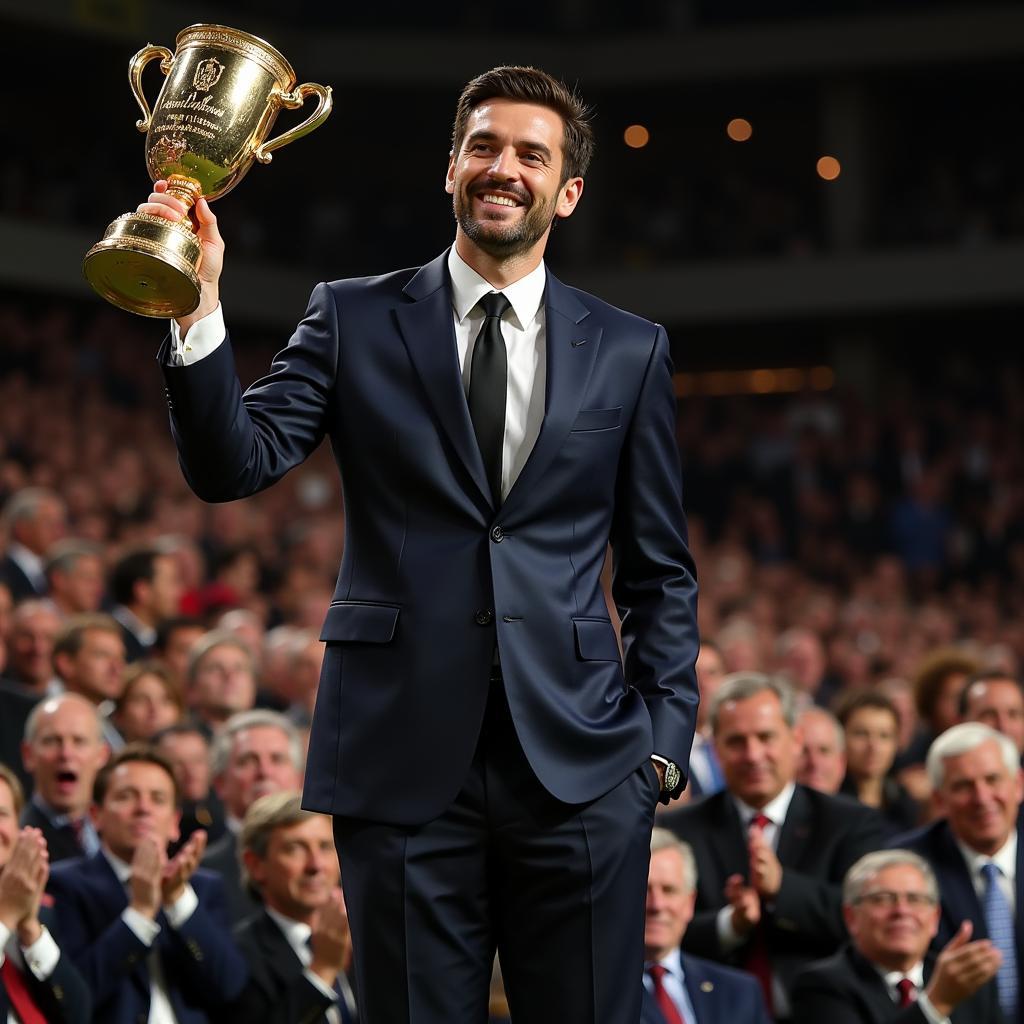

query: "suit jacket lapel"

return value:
[681, 954, 719, 1024]
[500, 273, 602, 518]
[776, 785, 813, 866]
[847, 945, 904, 1020]
[395, 251, 493, 510]
[934, 824, 985, 935]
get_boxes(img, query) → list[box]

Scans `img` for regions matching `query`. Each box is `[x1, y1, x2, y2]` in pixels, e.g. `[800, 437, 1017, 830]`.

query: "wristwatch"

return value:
[650, 754, 682, 793]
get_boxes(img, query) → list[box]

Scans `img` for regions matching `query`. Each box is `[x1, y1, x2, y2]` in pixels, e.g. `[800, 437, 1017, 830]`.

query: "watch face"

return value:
[664, 762, 682, 791]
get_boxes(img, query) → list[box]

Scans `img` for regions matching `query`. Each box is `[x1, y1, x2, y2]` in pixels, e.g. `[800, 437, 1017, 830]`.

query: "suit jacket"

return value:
[0, 904, 91, 1024]
[202, 830, 259, 926]
[640, 952, 772, 1024]
[790, 943, 1000, 1024]
[161, 250, 700, 825]
[895, 818, 1023, 1024]
[662, 785, 885, 994]
[0, 553, 44, 603]
[20, 801, 86, 863]
[227, 908, 350, 1024]
[47, 851, 247, 1024]
[0, 678, 40, 797]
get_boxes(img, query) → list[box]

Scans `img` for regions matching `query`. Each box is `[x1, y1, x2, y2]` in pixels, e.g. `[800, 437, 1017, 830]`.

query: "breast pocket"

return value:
[570, 406, 621, 433]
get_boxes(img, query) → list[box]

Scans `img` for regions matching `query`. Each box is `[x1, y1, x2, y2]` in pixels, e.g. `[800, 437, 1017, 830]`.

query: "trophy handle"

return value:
[129, 44, 174, 133]
[255, 83, 334, 164]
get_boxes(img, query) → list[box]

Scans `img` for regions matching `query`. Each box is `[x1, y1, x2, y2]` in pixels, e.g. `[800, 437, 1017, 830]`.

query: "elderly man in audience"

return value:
[895, 723, 1022, 1024]
[643, 827, 770, 1024]
[796, 706, 846, 795]
[19, 694, 108, 863]
[229, 792, 357, 1023]
[791, 850, 1002, 1023]
[203, 710, 305, 922]
[185, 631, 259, 736]
[47, 744, 246, 1024]
[109, 545, 184, 662]
[0, 762, 91, 1024]
[43, 540, 105, 618]
[2, 602, 59, 699]
[959, 671, 1024, 759]
[663, 673, 884, 1021]
[0, 488, 66, 602]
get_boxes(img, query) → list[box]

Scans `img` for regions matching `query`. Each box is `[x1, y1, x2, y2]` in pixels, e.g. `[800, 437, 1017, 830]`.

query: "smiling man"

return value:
[142, 65, 699, 1022]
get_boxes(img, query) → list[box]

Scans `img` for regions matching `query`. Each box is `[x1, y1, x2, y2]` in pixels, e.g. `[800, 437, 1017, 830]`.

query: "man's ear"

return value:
[554, 177, 584, 220]
[445, 153, 456, 196]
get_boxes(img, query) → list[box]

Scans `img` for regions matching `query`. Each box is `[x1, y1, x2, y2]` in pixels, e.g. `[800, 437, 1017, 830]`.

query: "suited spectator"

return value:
[797, 707, 846, 795]
[112, 660, 183, 744]
[203, 710, 304, 923]
[47, 744, 247, 1023]
[3, 601, 59, 696]
[19, 694, 107, 862]
[662, 673, 884, 1020]
[186, 631, 258, 735]
[109, 544, 184, 662]
[791, 849, 1002, 1023]
[775, 628, 836, 708]
[43, 540, 105, 617]
[228, 792, 357, 1023]
[643, 827, 771, 1024]
[837, 692, 920, 839]
[52, 613, 126, 750]
[155, 723, 225, 852]
[896, 723, 1022, 1023]
[0, 488, 65, 602]
[0, 761, 91, 1024]
[959, 671, 1024, 757]
[152, 616, 207, 691]
[686, 641, 728, 801]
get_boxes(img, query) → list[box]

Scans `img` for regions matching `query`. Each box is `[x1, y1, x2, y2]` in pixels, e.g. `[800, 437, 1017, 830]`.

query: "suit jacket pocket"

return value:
[320, 601, 400, 643]
[570, 406, 621, 432]
[573, 617, 622, 661]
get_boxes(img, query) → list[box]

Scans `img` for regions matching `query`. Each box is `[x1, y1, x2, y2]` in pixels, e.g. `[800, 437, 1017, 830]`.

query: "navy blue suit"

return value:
[894, 818, 1023, 1024]
[47, 852, 247, 1024]
[641, 953, 772, 1023]
[160, 250, 699, 1022]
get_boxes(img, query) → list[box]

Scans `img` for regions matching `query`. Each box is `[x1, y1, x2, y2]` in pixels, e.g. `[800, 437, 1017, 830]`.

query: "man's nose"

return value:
[488, 146, 518, 179]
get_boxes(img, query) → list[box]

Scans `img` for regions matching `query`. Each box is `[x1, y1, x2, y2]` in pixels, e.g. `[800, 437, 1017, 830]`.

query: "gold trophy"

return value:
[83, 24, 333, 318]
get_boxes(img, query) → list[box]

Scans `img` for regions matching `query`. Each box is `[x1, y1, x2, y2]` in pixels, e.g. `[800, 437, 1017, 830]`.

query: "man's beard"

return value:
[454, 180, 557, 258]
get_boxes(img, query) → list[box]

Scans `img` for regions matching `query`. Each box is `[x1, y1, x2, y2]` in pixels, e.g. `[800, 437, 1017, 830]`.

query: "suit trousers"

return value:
[333, 667, 660, 1023]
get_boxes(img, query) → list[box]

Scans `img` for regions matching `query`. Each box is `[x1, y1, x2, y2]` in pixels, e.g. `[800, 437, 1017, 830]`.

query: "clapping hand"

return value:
[0, 827, 48, 944]
[925, 921, 1003, 1017]
[162, 830, 207, 905]
[309, 887, 352, 984]
[724, 873, 761, 935]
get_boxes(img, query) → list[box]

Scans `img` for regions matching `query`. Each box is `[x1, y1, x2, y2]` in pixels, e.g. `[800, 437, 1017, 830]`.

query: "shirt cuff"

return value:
[163, 884, 198, 928]
[916, 992, 950, 1024]
[21, 925, 60, 981]
[715, 904, 746, 953]
[303, 967, 340, 1002]
[122, 906, 161, 946]
[0, 921, 9, 965]
[167, 303, 226, 365]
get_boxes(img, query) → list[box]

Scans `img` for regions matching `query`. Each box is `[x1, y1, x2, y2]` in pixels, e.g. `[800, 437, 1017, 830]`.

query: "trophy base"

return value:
[83, 212, 202, 318]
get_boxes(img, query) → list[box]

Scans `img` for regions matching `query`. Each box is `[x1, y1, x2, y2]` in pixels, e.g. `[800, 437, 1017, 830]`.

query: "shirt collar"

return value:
[101, 844, 134, 885]
[878, 961, 925, 991]
[265, 905, 312, 961]
[31, 793, 85, 830]
[447, 246, 546, 331]
[955, 829, 1017, 882]
[733, 782, 797, 828]
[7, 542, 45, 585]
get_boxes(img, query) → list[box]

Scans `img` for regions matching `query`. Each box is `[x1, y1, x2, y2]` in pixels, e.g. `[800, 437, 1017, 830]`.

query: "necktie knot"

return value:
[478, 292, 510, 320]
[896, 977, 915, 1006]
[647, 963, 667, 983]
[981, 861, 1002, 884]
[750, 813, 772, 831]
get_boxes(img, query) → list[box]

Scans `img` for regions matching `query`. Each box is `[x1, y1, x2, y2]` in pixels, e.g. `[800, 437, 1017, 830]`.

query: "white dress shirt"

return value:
[875, 960, 949, 1024]
[102, 846, 199, 1024]
[5, 542, 46, 594]
[0, 921, 61, 1024]
[642, 948, 698, 1023]
[167, 247, 548, 504]
[956, 830, 1017, 911]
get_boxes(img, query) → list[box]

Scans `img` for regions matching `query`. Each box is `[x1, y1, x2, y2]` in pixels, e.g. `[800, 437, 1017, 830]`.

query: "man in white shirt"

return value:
[229, 792, 356, 1023]
[791, 849, 1003, 1023]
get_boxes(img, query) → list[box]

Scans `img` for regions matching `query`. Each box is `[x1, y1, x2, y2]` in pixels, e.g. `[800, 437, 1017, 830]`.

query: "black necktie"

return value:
[469, 292, 510, 503]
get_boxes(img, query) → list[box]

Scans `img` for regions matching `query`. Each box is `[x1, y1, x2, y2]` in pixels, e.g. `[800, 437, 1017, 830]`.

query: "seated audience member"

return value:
[0, 489, 65, 603]
[0, 762, 91, 1024]
[186, 632, 258, 736]
[43, 541, 105, 617]
[203, 710, 304, 923]
[686, 642, 728, 801]
[775, 627, 836, 709]
[112, 661, 183, 744]
[154, 724, 224, 852]
[47, 744, 246, 1023]
[228, 792, 356, 1023]
[791, 850, 1002, 1023]
[644, 827, 770, 1024]
[52, 614, 126, 749]
[20, 694, 107, 862]
[797, 707, 846, 795]
[3, 601, 60, 699]
[959, 671, 1024, 759]
[838, 692, 920, 838]
[109, 545, 184, 663]
[895, 723, 1022, 1024]
[662, 673, 884, 1020]
[152, 616, 207, 691]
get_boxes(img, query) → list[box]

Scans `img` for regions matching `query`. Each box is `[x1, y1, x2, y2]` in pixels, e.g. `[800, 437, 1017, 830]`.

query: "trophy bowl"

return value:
[83, 24, 332, 318]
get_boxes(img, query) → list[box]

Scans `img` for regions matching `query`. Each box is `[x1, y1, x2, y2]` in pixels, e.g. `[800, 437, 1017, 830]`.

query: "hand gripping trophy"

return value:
[83, 24, 332, 317]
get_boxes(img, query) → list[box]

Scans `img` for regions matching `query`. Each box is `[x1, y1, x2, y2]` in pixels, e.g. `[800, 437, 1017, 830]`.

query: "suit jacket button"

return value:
[474, 609, 494, 626]
[490, 526, 504, 543]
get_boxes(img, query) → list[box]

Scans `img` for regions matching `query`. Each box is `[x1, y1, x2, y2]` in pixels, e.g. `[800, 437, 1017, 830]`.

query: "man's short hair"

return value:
[210, 709, 303, 779]
[925, 722, 1019, 789]
[649, 827, 697, 892]
[835, 690, 899, 730]
[958, 670, 1024, 716]
[1, 487, 61, 530]
[239, 791, 315, 893]
[52, 613, 122, 662]
[110, 545, 166, 607]
[842, 849, 938, 907]
[44, 539, 102, 579]
[93, 743, 180, 806]
[0, 762, 25, 816]
[153, 615, 206, 654]
[708, 673, 798, 733]
[23, 693, 103, 745]
[798, 706, 845, 752]
[450, 66, 594, 182]
[186, 630, 254, 685]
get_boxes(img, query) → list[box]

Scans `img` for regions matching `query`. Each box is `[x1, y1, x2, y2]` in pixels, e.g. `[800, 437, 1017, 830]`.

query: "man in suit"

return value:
[108, 545, 184, 663]
[959, 671, 1024, 759]
[894, 722, 1022, 1024]
[47, 744, 247, 1023]
[0, 762, 91, 1024]
[662, 673, 884, 1020]
[796, 707, 846, 795]
[643, 827, 771, 1024]
[141, 64, 699, 1022]
[791, 849, 1002, 1023]
[43, 540, 106, 618]
[229, 792, 356, 1023]
[0, 489, 65, 603]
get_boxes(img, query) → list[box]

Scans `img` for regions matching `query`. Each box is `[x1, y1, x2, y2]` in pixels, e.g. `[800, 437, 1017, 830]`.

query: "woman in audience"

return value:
[110, 659, 183, 743]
